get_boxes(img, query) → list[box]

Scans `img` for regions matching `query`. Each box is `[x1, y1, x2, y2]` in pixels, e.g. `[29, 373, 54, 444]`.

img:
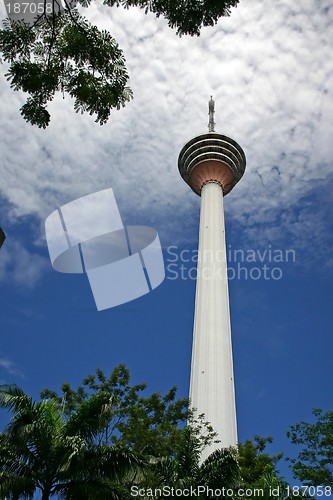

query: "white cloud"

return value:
[0, 356, 24, 378]
[0, 0, 332, 266]
[0, 239, 48, 288]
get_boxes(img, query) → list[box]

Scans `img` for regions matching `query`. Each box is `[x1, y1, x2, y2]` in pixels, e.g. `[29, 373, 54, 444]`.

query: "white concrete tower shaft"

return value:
[190, 180, 237, 459]
[178, 99, 246, 461]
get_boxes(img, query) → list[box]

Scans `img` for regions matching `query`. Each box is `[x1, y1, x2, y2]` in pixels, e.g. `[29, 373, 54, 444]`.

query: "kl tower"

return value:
[178, 97, 246, 459]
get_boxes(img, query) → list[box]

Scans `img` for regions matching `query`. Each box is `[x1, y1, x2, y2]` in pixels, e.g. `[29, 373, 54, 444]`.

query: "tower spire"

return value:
[208, 95, 215, 132]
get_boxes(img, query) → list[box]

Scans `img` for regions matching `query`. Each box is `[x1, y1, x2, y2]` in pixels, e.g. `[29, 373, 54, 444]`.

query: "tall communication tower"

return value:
[178, 97, 246, 460]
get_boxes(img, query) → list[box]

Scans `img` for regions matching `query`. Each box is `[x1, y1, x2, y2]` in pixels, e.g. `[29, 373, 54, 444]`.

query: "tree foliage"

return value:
[0, 0, 240, 127]
[0, 10, 132, 128]
[148, 426, 240, 499]
[0, 365, 239, 498]
[40, 363, 190, 457]
[287, 408, 333, 486]
[236, 436, 311, 500]
[1, 365, 307, 500]
[237, 435, 283, 488]
[254, 464, 302, 500]
[0, 383, 145, 499]
[103, 0, 240, 37]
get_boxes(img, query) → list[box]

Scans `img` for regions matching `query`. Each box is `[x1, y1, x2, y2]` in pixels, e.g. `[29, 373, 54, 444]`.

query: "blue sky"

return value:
[0, 0, 333, 490]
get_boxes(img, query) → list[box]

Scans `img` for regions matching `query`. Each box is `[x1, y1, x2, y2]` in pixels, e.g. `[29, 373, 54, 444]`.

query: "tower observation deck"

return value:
[178, 97, 246, 460]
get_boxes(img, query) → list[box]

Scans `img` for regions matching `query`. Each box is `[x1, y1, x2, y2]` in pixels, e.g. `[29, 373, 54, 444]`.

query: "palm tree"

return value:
[148, 426, 240, 498]
[254, 464, 313, 500]
[0, 384, 145, 499]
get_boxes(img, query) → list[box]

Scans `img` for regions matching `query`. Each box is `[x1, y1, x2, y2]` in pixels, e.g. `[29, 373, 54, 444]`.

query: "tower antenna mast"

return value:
[208, 95, 215, 132]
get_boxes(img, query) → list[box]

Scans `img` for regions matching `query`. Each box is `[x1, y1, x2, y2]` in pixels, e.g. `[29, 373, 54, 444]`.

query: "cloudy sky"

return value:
[0, 0, 332, 488]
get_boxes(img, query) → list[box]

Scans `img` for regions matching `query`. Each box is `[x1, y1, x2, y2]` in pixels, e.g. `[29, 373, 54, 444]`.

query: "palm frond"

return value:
[65, 391, 112, 440]
[199, 447, 240, 489]
[0, 384, 34, 414]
